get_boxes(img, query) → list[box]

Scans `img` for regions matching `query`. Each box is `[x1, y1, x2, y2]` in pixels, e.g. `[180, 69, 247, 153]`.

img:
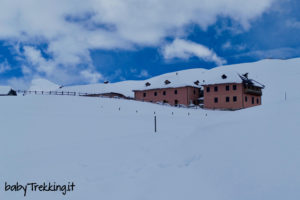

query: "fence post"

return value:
[154, 116, 157, 133]
[285, 92, 287, 101]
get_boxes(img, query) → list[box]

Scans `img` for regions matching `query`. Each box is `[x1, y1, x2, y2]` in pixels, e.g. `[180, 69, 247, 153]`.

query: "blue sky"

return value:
[0, 0, 299, 88]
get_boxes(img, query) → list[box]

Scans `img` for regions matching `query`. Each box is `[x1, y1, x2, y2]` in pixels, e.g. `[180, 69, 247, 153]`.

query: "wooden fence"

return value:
[17, 90, 127, 98]
[17, 90, 79, 96]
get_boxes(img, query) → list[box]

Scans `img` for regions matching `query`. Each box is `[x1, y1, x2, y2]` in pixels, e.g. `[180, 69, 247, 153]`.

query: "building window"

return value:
[214, 97, 218, 103]
[226, 96, 230, 102]
[226, 85, 230, 91]
[206, 87, 210, 93]
[233, 85, 237, 90]
[233, 96, 237, 102]
[245, 96, 248, 102]
[163, 91, 166, 95]
[193, 89, 196, 94]
[252, 97, 254, 104]
[174, 90, 178, 95]
[174, 100, 179, 105]
[154, 91, 157, 96]
[163, 100, 168, 103]
[214, 86, 218, 92]
[143, 93, 146, 97]
[257, 98, 259, 104]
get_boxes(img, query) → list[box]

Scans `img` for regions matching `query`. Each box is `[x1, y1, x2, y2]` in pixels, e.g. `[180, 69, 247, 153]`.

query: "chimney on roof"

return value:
[243, 73, 249, 79]
[176, 72, 178, 75]
[194, 80, 200, 85]
[145, 82, 151, 87]
[221, 74, 227, 79]
[164, 80, 171, 85]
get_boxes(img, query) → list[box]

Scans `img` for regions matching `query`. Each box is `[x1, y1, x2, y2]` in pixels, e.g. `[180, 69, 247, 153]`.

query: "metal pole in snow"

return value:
[285, 92, 287, 101]
[154, 116, 157, 133]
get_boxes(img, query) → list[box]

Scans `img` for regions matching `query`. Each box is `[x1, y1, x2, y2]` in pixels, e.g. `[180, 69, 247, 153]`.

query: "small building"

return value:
[81, 92, 131, 99]
[202, 73, 264, 110]
[0, 86, 17, 96]
[133, 79, 202, 106]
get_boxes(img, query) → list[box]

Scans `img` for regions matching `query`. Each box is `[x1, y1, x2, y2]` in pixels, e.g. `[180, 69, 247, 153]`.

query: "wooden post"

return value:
[154, 116, 157, 133]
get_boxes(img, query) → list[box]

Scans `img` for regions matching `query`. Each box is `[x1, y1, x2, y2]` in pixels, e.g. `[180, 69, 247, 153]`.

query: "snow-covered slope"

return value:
[0, 85, 13, 94]
[59, 58, 299, 102]
[58, 80, 144, 97]
[29, 78, 60, 91]
[1, 58, 300, 200]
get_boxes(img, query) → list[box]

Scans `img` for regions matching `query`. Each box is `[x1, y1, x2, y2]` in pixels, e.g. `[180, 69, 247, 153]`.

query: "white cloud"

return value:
[21, 65, 32, 75]
[0, 60, 11, 73]
[286, 19, 300, 29]
[0, 0, 275, 83]
[234, 47, 300, 59]
[80, 69, 103, 83]
[137, 70, 150, 78]
[222, 41, 232, 50]
[222, 41, 246, 51]
[7, 77, 31, 90]
[23, 46, 56, 76]
[163, 39, 226, 65]
[20, 46, 102, 84]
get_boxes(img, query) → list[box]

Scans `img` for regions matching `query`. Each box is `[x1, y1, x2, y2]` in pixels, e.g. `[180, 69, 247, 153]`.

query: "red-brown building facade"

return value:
[134, 85, 201, 106]
[202, 73, 264, 110]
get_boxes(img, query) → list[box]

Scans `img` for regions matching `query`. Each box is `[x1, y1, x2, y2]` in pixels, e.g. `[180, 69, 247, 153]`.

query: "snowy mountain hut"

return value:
[133, 79, 202, 106]
[202, 72, 264, 110]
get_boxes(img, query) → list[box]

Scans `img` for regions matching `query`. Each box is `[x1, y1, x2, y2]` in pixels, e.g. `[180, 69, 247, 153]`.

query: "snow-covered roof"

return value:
[202, 71, 264, 88]
[133, 69, 205, 91]
[0, 86, 13, 95]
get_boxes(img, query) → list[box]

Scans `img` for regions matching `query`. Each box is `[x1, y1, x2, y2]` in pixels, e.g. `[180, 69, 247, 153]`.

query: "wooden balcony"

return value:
[244, 88, 262, 96]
